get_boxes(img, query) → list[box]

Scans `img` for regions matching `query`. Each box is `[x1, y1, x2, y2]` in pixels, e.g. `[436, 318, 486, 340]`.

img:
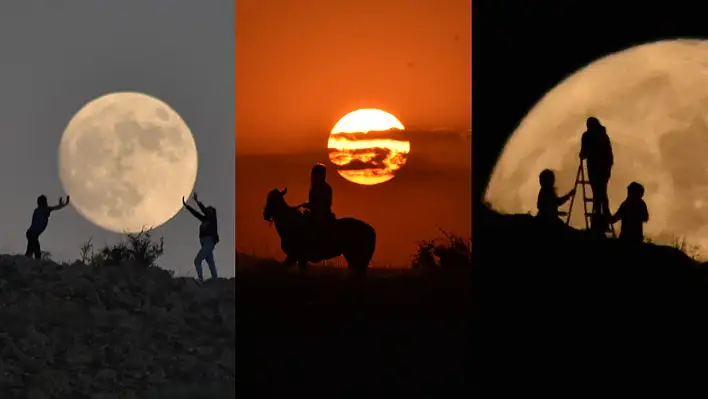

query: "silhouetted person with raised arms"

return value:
[610, 182, 649, 245]
[182, 193, 219, 282]
[25, 195, 70, 260]
[536, 169, 575, 226]
[580, 117, 614, 234]
[297, 163, 336, 246]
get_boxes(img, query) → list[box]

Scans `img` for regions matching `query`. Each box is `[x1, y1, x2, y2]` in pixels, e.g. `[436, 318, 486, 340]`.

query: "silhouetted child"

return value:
[26, 195, 70, 260]
[182, 193, 219, 282]
[610, 182, 649, 245]
[536, 169, 575, 226]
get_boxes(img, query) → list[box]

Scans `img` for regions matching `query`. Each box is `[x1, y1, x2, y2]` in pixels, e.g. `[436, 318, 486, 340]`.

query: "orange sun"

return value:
[327, 108, 411, 185]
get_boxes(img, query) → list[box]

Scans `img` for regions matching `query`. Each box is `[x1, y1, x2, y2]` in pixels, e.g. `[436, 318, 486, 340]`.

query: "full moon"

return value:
[485, 39, 708, 257]
[328, 108, 411, 185]
[59, 92, 198, 233]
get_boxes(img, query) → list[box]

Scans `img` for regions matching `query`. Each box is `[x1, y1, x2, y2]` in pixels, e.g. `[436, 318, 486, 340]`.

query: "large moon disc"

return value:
[59, 91, 198, 233]
[327, 108, 411, 186]
[485, 39, 708, 256]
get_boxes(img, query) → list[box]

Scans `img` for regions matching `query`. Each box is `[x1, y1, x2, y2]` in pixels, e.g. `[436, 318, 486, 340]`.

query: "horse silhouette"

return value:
[263, 188, 376, 275]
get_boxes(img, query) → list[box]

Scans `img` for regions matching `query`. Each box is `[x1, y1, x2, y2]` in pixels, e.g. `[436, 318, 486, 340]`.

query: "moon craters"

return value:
[59, 92, 198, 234]
[485, 39, 708, 257]
[657, 116, 708, 235]
[155, 107, 170, 122]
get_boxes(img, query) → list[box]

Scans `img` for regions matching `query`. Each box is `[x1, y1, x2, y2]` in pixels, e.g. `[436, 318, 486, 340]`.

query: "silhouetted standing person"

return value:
[298, 163, 336, 238]
[182, 193, 219, 282]
[25, 195, 70, 260]
[580, 117, 614, 233]
[536, 169, 575, 226]
[610, 182, 649, 245]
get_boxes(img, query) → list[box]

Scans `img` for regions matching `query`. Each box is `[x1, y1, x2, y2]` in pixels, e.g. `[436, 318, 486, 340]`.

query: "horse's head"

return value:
[263, 187, 288, 222]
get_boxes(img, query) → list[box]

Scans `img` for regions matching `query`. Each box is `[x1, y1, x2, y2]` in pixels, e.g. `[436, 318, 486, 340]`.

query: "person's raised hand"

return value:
[65, 195, 70, 204]
[192, 192, 199, 202]
[182, 196, 187, 206]
[58, 197, 65, 205]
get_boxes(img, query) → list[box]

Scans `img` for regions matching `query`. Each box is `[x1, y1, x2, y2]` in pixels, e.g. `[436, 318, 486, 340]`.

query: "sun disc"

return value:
[328, 108, 410, 186]
[331, 108, 405, 134]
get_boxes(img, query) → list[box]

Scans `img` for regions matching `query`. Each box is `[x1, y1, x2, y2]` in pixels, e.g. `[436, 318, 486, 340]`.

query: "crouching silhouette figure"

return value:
[536, 169, 575, 228]
[263, 187, 376, 275]
[610, 182, 649, 245]
[183, 193, 219, 282]
[25, 195, 70, 260]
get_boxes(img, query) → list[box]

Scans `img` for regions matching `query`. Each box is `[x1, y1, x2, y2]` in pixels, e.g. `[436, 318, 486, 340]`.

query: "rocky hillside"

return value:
[0, 255, 235, 399]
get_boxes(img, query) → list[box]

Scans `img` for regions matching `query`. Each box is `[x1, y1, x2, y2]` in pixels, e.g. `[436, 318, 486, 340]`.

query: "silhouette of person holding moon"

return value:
[25, 195, 70, 260]
[182, 193, 219, 282]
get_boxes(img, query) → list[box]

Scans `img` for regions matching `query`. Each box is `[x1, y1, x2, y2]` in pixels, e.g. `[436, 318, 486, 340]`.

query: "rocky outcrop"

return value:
[0, 255, 235, 399]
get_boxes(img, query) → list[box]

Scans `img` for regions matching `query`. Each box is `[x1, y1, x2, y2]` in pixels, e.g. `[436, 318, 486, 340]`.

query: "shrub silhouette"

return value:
[670, 236, 701, 261]
[79, 229, 165, 268]
[40, 251, 53, 262]
[412, 229, 471, 270]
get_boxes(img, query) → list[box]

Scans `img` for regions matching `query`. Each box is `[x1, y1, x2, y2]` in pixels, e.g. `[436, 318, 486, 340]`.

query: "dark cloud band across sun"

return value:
[328, 136, 410, 185]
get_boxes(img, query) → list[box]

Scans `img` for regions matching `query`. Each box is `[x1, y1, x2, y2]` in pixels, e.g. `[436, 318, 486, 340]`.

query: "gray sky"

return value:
[0, 2, 235, 277]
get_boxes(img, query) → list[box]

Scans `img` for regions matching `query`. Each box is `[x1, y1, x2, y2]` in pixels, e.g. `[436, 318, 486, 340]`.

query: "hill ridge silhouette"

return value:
[0, 254, 235, 397]
[478, 203, 708, 393]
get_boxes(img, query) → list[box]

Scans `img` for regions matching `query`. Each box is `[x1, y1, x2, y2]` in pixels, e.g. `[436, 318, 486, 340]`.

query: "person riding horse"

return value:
[296, 163, 336, 248]
[263, 183, 376, 274]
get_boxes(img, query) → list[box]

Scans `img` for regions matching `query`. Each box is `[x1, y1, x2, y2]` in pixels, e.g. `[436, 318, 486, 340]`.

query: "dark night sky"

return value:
[0, 2, 234, 277]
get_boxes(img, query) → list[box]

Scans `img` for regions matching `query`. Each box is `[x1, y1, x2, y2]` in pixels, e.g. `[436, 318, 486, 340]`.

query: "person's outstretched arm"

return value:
[557, 189, 575, 206]
[183, 197, 205, 221]
[192, 193, 210, 214]
[609, 203, 624, 224]
[49, 196, 70, 211]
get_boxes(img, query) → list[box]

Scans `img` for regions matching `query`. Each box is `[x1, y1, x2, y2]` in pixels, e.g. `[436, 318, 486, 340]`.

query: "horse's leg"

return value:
[284, 254, 297, 267]
[350, 264, 367, 278]
[343, 254, 368, 278]
[298, 260, 308, 273]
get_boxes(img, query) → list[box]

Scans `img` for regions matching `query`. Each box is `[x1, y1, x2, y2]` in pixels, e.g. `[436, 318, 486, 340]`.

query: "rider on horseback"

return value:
[263, 164, 376, 273]
[298, 163, 335, 240]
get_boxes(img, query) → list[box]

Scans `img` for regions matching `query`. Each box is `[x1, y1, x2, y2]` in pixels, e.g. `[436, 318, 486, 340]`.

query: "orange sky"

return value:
[235, 0, 472, 153]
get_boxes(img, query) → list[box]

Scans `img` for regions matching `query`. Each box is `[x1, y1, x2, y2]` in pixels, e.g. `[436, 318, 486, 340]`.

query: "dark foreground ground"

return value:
[235, 257, 473, 397]
[477, 205, 708, 395]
